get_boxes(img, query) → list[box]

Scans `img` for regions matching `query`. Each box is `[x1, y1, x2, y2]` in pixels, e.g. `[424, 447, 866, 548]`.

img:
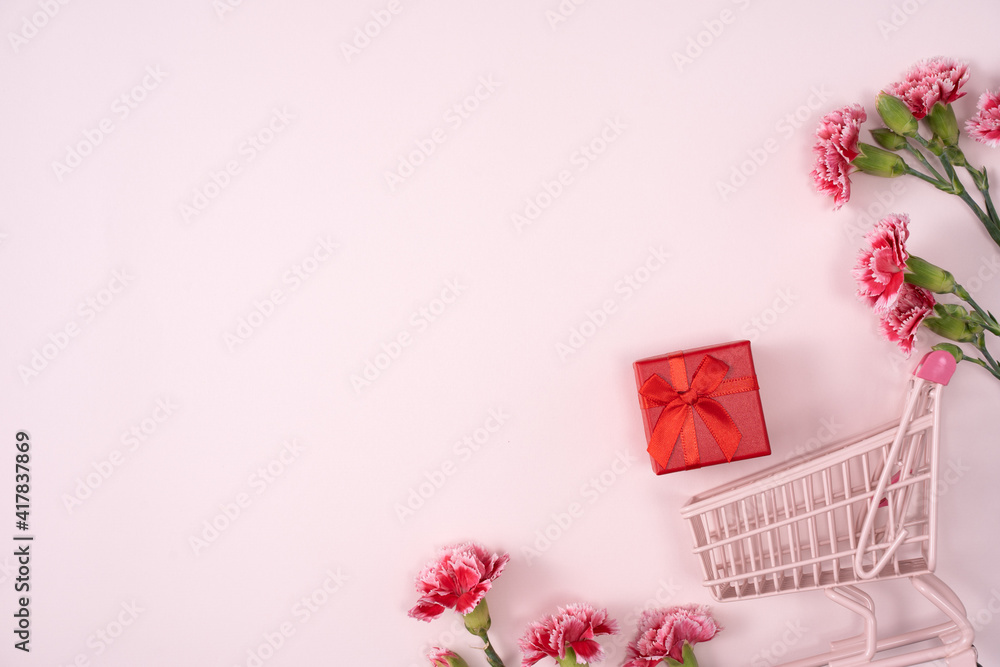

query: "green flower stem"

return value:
[903, 142, 946, 182]
[474, 630, 506, 667]
[937, 151, 1000, 247]
[902, 164, 949, 189]
[975, 335, 1000, 373]
[901, 137, 1000, 246]
[965, 163, 1000, 229]
[954, 285, 1000, 336]
[960, 353, 1000, 380]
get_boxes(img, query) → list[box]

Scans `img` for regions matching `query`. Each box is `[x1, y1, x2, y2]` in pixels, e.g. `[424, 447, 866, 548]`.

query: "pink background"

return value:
[2, 1, 999, 665]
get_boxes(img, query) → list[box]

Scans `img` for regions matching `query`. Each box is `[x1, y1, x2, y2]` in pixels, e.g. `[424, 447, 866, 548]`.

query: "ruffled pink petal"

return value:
[624, 606, 720, 665]
[409, 543, 509, 622]
[853, 213, 910, 311]
[811, 104, 867, 209]
[878, 283, 935, 357]
[409, 600, 446, 622]
[673, 616, 721, 644]
[518, 604, 618, 666]
[428, 647, 458, 667]
[967, 89, 1000, 147]
[884, 57, 970, 118]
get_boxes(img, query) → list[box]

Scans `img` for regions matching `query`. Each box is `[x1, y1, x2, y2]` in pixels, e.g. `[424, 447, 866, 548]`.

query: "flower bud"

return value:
[428, 648, 470, 667]
[877, 93, 918, 137]
[664, 642, 701, 667]
[927, 102, 960, 146]
[463, 598, 492, 634]
[905, 256, 957, 293]
[925, 314, 978, 342]
[926, 135, 945, 156]
[853, 143, 908, 177]
[944, 145, 967, 166]
[932, 343, 965, 363]
[870, 128, 908, 151]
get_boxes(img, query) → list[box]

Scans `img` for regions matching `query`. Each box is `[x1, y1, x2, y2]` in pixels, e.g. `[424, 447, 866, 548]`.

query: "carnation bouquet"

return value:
[812, 57, 1000, 380]
[410, 543, 721, 667]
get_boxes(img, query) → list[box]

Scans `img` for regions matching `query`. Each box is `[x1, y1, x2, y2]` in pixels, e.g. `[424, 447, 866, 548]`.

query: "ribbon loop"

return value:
[639, 354, 756, 469]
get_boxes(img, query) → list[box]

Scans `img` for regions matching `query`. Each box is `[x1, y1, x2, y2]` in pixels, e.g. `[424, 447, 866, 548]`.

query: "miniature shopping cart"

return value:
[680, 351, 980, 666]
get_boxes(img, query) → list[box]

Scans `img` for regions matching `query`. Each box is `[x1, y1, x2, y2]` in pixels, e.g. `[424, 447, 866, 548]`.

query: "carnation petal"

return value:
[410, 543, 508, 623]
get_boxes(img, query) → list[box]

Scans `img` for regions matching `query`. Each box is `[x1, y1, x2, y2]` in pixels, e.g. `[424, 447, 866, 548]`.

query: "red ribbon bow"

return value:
[639, 354, 758, 469]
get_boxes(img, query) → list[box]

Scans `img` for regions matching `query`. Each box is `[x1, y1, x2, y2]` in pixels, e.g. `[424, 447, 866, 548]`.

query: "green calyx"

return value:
[932, 343, 965, 363]
[853, 142, 908, 177]
[664, 642, 699, 667]
[556, 648, 586, 667]
[877, 93, 918, 137]
[463, 599, 492, 634]
[445, 653, 471, 667]
[925, 304, 981, 342]
[927, 102, 960, 146]
[870, 128, 908, 151]
[905, 255, 957, 294]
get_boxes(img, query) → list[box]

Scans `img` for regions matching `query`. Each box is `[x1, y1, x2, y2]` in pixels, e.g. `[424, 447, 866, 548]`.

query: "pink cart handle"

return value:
[914, 350, 957, 385]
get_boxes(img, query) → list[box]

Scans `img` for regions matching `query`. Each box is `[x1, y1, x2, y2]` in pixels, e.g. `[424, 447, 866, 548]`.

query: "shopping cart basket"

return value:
[680, 351, 979, 666]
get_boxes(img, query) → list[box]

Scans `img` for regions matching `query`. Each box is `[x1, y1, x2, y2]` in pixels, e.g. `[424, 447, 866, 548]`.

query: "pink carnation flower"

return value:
[878, 282, 935, 357]
[884, 57, 970, 119]
[811, 104, 867, 209]
[623, 605, 721, 667]
[428, 647, 465, 667]
[519, 603, 619, 666]
[966, 89, 1000, 147]
[409, 543, 510, 622]
[854, 213, 911, 312]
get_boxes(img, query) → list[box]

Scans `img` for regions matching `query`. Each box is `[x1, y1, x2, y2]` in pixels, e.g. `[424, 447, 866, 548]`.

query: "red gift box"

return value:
[633, 340, 770, 475]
